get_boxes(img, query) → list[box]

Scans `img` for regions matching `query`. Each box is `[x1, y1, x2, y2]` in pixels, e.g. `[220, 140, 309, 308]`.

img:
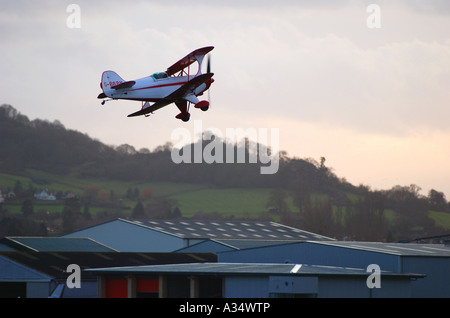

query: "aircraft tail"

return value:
[100, 71, 125, 96]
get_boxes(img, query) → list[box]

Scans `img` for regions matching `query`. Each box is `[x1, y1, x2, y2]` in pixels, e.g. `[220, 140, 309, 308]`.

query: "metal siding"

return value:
[370, 277, 412, 298]
[26, 282, 51, 298]
[319, 276, 413, 298]
[62, 281, 98, 298]
[224, 277, 268, 298]
[402, 256, 450, 298]
[176, 240, 235, 253]
[219, 242, 402, 272]
[63, 220, 184, 252]
[269, 276, 318, 294]
[318, 276, 371, 298]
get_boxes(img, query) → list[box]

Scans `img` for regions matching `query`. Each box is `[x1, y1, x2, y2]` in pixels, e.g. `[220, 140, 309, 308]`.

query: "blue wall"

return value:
[219, 242, 401, 272]
[403, 257, 450, 298]
[224, 277, 268, 298]
[218, 242, 450, 298]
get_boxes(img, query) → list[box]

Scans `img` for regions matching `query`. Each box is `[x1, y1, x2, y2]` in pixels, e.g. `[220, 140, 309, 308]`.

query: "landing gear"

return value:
[176, 112, 190, 122]
[100, 98, 114, 105]
[194, 100, 209, 112]
[181, 113, 190, 122]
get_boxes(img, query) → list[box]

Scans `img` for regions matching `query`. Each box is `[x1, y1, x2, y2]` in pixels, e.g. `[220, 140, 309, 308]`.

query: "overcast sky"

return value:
[1, 0, 450, 196]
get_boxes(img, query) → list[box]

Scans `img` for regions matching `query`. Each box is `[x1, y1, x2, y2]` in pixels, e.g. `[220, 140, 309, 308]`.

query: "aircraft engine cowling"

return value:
[204, 78, 214, 91]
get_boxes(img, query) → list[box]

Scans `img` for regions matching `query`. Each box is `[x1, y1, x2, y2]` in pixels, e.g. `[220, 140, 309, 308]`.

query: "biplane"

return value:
[97, 46, 214, 122]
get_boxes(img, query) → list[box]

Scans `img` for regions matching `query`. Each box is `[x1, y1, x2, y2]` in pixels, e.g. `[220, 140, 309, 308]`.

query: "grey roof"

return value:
[175, 238, 294, 253]
[310, 241, 450, 257]
[0, 251, 216, 279]
[0, 237, 118, 252]
[86, 262, 424, 278]
[126, 219, 334, 241]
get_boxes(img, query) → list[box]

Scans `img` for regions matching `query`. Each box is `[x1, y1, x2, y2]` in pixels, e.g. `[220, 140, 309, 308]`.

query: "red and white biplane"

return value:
[98, 46, 214, 122]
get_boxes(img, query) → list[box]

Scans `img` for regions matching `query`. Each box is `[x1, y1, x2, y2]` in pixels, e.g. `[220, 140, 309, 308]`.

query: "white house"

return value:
[34, 189, 56, 201]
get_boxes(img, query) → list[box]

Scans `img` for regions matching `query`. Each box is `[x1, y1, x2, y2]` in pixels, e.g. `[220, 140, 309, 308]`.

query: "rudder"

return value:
[101, 71, 125, 96]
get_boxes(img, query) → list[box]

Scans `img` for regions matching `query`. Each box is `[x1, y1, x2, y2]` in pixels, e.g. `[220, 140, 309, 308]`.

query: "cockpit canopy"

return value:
[150, 72, 169, 80]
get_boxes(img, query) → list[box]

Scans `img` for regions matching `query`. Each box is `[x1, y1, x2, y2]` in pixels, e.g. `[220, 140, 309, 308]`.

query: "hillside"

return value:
[0, 104, 348, 191]
[1, 104, 449, 242]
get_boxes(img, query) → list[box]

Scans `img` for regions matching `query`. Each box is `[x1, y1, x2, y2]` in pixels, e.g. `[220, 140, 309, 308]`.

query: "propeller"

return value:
[207, 54, 212, 108]
[207, 54, 211, 74]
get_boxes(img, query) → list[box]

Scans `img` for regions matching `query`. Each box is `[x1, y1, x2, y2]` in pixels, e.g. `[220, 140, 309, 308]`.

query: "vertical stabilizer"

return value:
[100, 71, 125, 96]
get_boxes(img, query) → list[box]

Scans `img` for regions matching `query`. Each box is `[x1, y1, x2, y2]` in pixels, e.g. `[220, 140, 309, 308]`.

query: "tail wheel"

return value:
[181, 114, 190, 122]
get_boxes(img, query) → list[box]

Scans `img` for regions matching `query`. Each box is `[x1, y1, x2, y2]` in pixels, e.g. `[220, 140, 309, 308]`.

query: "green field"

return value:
[0, 170, 278, 218]
[429, 211, 450, 230]
[1, 170, 450, 230]
[170, 188, 273, 218]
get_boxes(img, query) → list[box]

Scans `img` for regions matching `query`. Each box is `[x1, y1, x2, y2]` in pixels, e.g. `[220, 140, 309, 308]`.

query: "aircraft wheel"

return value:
[201, 106, 209, 111]
[182, 114, 190, 122]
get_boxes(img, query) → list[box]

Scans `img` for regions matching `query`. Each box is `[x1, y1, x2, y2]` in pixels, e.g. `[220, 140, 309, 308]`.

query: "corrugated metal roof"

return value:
[126, 219, 334, 241]
[0, 252, 217, 279]
[86, 262, 424, 278]
[310, 241, 450, 257]
[176, 239, 295, 252]
[0, 237, 118, 252]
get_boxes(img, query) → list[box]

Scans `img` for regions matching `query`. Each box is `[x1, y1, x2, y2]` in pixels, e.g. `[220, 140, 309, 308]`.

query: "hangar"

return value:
[62, 218, 334, 252]
[1, 218, 448, 298]
[0, 250, 215, 298]
[217, 241, 450, 298]
[86, 262, 424, 298]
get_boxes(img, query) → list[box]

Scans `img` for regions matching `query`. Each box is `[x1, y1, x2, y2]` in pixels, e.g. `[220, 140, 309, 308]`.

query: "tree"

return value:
[140, 187, 154, 200]
[132, 201, 145, 218]
[21, 199, 34, 217]
[344, 191, 388, 241]
[428, 189, 447, 211]
[0, 216, 47, 237]
[266, 189, 288, 214]
[14, 181, 24, 198]
[82, 184, 102, 204]
[62, 197, 81, 233]
[171, 206, 182, 219]
[116, 144, 137, 155]
[82, 203, 91, 220]
[145, 197, 178, 219]
[300, 197, 336, 237]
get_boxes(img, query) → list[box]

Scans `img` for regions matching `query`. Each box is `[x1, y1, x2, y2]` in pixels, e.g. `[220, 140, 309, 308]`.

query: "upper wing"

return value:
[127, 73, 214, 117]
[166, 46, 214, 76]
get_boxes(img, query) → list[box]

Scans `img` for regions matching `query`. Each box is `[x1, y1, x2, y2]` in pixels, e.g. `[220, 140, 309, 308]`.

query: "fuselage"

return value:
[106, 73, 192, 102]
